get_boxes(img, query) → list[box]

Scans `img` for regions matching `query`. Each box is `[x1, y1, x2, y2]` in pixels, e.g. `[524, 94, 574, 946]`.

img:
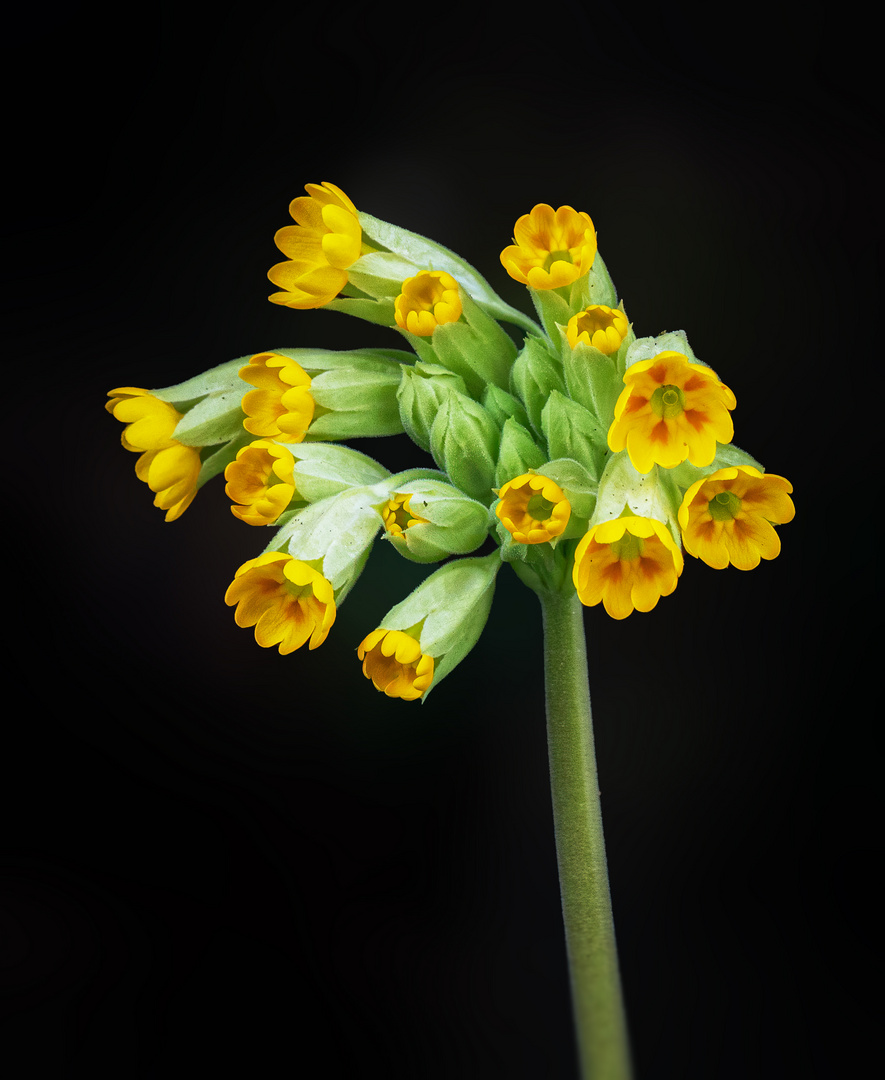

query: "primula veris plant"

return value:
[107, 182, 795, 1079]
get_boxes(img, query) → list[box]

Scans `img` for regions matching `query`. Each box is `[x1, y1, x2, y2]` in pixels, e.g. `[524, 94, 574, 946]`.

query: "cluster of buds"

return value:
[107, 182, 794, 699]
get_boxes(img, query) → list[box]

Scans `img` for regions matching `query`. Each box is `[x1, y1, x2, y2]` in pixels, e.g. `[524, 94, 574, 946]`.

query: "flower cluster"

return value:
[108, 182, 795, 698]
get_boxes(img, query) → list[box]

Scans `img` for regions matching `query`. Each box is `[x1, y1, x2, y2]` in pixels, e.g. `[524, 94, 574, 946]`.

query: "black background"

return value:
[5, 2, 879, 1077]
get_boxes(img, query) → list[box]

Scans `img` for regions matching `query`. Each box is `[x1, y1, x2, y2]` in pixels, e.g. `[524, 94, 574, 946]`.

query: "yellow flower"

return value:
[106, 387, 201, 521]
[500, 203, 597, 290]
[382, 493, 429, 539]
[394, 271, 462, 336]
[573, 516, 684, 620]
[566, 305, 629, 354]
[239, 353, 315, 443]
[357, 629, 435, 701]
[224, 552, 336, 654]
[224, 440, 299, 526]
[678, 466, 795, 570]
[496, 473, 571, 544]
[267, 182, 363, 309]
[607, 351, 736, 473]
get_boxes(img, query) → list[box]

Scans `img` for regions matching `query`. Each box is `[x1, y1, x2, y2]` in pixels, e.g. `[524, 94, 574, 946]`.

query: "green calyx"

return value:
[707, 490, 742, 520]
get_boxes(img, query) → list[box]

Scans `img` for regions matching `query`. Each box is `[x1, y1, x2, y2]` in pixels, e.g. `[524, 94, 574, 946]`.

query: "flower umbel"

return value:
[268, 182, 362, 309]
[566, 305, 629, 355]
[239, 353, 315, 443]
[224, 440, 299, 526]
[394, 271, 463, 336]
[224, 551, 335, 653]
[678, 466, 795, 570]
[607, 351, 736, 473]
[106, 388, 202, 521]
[573, 515, 684, 619]
[496, 473, 571, 544]
[357, 628, 435, 701]
[500, 204, 597, 290]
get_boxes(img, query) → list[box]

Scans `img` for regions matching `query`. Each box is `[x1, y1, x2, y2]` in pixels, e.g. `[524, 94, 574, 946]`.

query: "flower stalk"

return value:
[540, 588, 632, 1080]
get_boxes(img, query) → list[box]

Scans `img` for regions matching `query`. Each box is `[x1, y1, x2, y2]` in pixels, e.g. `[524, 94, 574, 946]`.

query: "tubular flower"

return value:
[607, 351, 736, 473]
[106, 388, 201, 521]
[394, 271, 462, 336]
[357, 629, 435, 701]
[500, 204, 597, 290]
[239, 353, 315, 443]
[678, 466, 795, 570]
[573, 516, 684, 620]
[566, 305, 629, 354]
[496, 473, 571, 544]
[224, 552, 335, 653]
[268, 182, 363, 309]
[382, 493, 429, 539]
[224, 439, 299, 526]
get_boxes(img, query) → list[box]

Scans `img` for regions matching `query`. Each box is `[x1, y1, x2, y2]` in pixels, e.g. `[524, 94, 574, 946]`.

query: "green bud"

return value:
[495, 418, 548, 487]
[377, 477, 492, 563]
[397, 362, 468, 452]
[541, 391, 607, 481]
[509, 335, 566, 437]
[559, 331, 625, 429]
[482, 385, 531, 430]
[377, 551, 501, 700]
[429, 392, 500, 503]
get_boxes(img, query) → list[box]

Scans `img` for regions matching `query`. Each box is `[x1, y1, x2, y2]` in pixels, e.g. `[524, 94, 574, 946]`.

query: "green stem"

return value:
[540, 589, 633, 1080]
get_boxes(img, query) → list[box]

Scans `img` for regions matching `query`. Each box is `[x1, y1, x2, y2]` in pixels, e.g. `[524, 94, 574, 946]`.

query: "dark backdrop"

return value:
[5, 3, 878, 1077]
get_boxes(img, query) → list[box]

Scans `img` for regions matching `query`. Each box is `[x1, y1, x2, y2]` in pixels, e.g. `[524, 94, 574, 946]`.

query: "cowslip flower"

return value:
[500, 204, 597, 290]
[496, 473, 571, 544]
[239, 353, 315, 443]
[106, 387, 202, 521]
[224, 552, 335, 653]
[394, 270, 462, 336]
[566, 305, 629, 354]
[224, 440, 299, 526]
[607, 351, 736, 473]
[573, 515, 684, 620]
[267, 182, 363, 309]
[357, 629, 435, 701]
[678, 466, 795, 570]
[382, 492, 429, 539]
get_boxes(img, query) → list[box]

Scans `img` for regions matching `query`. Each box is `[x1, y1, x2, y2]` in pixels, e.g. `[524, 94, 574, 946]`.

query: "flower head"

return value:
[268, 182, 362, 309]
[496, 473, 571, 544]
[106, 387, 201, 521]
[224, 552, 335, 653]
[607, 351, 736, 473]
[224, 440, 299, 526]
[394, 271, 462, 336]
[239, 353, 315, 443]
[500, 204, 597, 290]
[678, 466, 795, 570]
[566, 305, 629, 354]
[573, 515, 684, 619]
[357, 629, 435, 701]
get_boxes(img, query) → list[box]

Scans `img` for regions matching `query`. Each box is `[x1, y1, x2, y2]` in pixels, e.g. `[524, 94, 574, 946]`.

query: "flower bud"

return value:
[378, 478, 491, 563]
[396, 362, 468, 452]
[540, 391, 607, 482]
[429, 392, 500, 503]
[509, 335, 566, 436]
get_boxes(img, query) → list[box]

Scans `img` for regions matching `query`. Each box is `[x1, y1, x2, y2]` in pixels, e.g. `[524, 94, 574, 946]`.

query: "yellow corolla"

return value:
[496, 473, 571, 544]
[268, 182, 363, 309]
[500, 203, 597, 290]
[572, 515, 684, 620]
[607, 351, 736, 473]
[239, 353, 315, 443]
[224, 552, 336, 654]
[678, 466, 795, 570]
[106, 387, 202, 521]
[382, 493, 429, 539]
[357, 629, 434, 701]
[224, 440, 299, 526]
[566, 305, 629, 354]
[394, 271, 462, 336]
